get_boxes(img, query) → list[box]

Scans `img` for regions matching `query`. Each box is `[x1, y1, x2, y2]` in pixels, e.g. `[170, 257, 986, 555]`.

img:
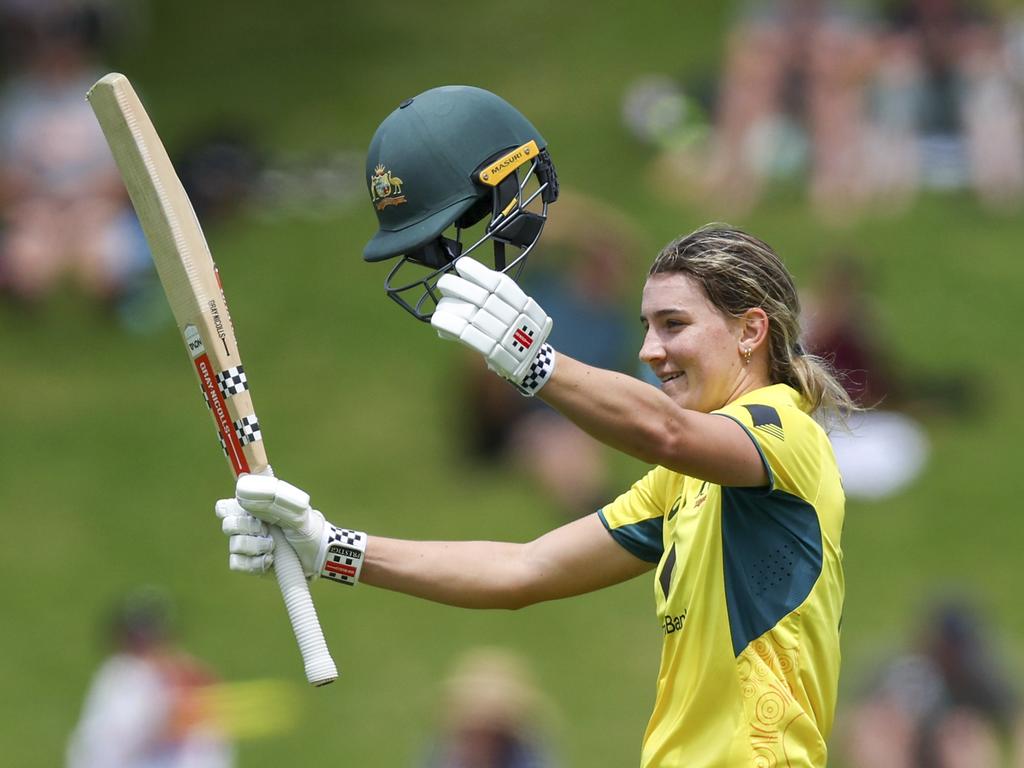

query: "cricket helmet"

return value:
[363, 85, 558, 320]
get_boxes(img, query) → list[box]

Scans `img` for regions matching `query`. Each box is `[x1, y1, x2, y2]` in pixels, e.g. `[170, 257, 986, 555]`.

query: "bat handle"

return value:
[269, 526, 338, 686]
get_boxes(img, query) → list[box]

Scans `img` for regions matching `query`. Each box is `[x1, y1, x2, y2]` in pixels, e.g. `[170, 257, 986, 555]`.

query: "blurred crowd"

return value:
[419, 647, 558, 768]
[0, 0, 363, 331]
[840, 598, 1023, 768]
[68, 587, 305, 768]
[626, 0, 1024, 221]
[0, 0, 156, 325]
[67, 588, 234, 768]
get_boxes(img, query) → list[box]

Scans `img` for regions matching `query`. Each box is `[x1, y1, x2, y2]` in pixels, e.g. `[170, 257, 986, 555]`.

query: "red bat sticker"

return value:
[195, 353, 249, 475]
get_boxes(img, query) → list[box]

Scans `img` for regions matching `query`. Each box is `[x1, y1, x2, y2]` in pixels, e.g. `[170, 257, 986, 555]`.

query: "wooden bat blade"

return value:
[87, 73, 213, 331]
[87, 73, 337, 686]
[86, 74, 260, 474]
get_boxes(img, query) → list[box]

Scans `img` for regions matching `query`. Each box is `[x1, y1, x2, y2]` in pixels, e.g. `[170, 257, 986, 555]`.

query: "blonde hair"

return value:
[650, 224, 858, 427]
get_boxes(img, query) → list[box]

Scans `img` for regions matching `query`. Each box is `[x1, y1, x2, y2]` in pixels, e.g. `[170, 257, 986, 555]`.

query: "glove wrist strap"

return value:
[514, 343, 556, 397]
[321, 526, 367, 586]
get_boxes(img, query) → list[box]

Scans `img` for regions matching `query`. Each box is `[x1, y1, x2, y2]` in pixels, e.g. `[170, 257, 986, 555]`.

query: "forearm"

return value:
[540, 353, 691, 467]
[360, 537, 536, 610]
[359, 515, 652, 610]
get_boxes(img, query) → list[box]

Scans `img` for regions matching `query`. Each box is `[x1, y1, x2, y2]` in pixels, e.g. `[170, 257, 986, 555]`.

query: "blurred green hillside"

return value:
[2, 1, 1023, 766]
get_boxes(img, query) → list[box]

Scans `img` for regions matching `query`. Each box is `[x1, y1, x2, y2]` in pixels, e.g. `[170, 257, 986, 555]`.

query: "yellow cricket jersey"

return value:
[599, 384, 844, 767]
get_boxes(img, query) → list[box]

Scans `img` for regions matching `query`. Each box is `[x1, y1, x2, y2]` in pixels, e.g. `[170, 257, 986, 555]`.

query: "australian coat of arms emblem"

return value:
[370, 164, 406, 210]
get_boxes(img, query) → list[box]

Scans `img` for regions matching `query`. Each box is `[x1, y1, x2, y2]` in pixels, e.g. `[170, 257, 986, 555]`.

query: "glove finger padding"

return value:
[235, 475, 335, 580]
[436, 272, 491, 306]
[432, 257, 555, 395]
[432, 297, 473, 338]
[229, 533, 275, 556]
[461, 258, 529, 311]
[215, 498, 242, 520]
[432, 298, 501, 358]
[236, 474, 310, 529]
[453, 255, 503, 292]
[218, 501, 269, 537]
[229, 552, 274, 575]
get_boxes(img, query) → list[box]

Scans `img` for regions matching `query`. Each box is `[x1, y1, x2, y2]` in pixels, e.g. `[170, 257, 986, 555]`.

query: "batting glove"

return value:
[216, 475, 366, 585]
[431, 257, 556, 396]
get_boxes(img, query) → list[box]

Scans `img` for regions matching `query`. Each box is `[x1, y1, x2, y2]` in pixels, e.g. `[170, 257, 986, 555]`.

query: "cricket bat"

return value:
[87, 73, 337, 686]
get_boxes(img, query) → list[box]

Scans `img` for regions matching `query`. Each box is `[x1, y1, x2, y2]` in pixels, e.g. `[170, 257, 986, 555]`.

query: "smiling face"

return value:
[640, 272, 763, 413]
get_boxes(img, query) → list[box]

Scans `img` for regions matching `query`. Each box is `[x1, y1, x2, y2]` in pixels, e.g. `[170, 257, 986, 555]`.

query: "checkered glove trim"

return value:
[321, 526, 367, 586]
[512, 343, 556, 397]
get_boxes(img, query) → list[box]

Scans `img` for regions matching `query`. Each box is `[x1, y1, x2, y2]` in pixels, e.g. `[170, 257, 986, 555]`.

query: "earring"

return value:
[741, 346, 752, 364]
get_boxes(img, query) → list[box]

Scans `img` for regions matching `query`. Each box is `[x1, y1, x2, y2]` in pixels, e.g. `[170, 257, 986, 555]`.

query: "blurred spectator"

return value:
[0, 2, 153, 317]
[641, 0, 1024, 221]
[868, 0, 1024, 211]
[67, 587, 233, 768]
[803, 254, 931, 500]
[458, 190, 639, 518]
[174, 127, 264, 224]
[419, 647, 557, 768]
[803, 254, 894, 407]
[156, 125, 366, 225]
[648, 0, 877, 220]
[840, 598, 1018, 768]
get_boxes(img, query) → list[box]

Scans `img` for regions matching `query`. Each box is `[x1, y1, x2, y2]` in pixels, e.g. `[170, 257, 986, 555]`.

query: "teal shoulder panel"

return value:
[720, 487, 823, 656]
[598, 509, 664, 563]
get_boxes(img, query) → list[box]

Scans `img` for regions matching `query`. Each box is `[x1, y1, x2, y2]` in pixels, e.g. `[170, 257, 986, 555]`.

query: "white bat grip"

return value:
[269, 526, 338, 686]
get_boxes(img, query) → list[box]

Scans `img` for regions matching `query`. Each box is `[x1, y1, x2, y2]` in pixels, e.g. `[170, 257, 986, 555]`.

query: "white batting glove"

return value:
[215, 475, 366, 586]
[216, 499, 276, 574]
[431, 257, 556, 396]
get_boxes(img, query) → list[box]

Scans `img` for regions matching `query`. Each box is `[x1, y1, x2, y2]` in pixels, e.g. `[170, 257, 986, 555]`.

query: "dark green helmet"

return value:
[363, 85, 558, 320]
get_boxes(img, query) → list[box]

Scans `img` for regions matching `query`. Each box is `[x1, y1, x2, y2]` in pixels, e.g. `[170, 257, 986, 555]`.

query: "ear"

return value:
[738, 307, 769, 352]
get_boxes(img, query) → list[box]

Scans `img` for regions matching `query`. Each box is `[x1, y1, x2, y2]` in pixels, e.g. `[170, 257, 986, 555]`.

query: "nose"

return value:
[639, 328, 664, 365]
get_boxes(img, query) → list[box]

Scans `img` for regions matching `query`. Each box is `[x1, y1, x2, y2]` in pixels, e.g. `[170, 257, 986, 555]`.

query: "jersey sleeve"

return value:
[713, 400, 815, 497]
[598, 467, 670, 563]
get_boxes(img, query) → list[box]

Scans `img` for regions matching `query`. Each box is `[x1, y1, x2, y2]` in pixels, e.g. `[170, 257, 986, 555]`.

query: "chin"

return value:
[664, 383, 697, 409]
[671, 388, 714, 413]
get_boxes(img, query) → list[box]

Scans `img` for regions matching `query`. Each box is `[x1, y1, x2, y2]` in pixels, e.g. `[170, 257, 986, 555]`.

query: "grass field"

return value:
[3, 1, 1023, 765]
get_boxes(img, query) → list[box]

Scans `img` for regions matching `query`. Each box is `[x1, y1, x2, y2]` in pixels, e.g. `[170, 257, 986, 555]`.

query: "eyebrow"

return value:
[640, 307, 691, 322]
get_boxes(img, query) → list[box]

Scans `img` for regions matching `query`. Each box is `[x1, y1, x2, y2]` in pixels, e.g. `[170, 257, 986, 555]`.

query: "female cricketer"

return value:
[218, 86, 852, 767]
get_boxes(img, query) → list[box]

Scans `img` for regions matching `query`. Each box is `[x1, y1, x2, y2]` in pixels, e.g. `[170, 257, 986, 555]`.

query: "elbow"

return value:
[490, 542, 556, 611]
[463, 585, 536, 612]
[499, 593, 535, 612]
[455, 546, 546, 611]
[631, 409, 702, 469]
[498, 569, 546, 611]
[631, 421, 687, 468]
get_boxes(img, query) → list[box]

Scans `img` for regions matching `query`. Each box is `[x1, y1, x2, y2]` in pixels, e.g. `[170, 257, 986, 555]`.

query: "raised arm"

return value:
[539, 355, 767, 487]
[430, 257, 768, 488]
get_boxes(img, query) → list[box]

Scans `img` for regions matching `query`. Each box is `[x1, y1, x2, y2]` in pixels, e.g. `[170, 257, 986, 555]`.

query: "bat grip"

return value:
[269, 526, 338, 686]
